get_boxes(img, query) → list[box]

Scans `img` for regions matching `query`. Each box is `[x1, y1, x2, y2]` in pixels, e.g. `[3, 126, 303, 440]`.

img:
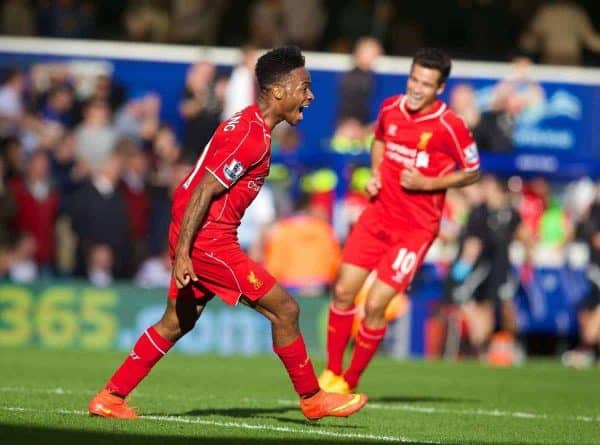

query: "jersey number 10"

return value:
[392, 248, 416, 273]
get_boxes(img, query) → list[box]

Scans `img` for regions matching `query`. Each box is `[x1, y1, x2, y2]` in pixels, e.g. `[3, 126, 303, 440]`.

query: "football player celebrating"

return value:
[321, 48, 481, 393]
[89, 46, 367, 420]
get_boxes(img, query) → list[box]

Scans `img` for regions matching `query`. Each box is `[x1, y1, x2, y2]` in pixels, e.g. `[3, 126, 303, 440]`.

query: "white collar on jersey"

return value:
[399, 95, 447, 123]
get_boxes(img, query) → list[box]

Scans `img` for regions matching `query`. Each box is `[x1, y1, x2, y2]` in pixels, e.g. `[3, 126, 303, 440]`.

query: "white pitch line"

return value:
[277, 399, 597, 424]
[3, 386, 598, 426]
[0, 405, 438, 444]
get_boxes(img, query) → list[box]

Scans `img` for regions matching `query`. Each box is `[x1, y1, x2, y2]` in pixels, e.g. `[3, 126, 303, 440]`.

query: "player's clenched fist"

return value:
[365, 173, 382, 197]
[173, 254, 198, 288]
[400, 166, 429, 191]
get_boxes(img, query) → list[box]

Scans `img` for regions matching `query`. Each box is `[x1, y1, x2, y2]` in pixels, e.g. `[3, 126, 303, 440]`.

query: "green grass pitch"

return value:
[0, 348, 598, 444]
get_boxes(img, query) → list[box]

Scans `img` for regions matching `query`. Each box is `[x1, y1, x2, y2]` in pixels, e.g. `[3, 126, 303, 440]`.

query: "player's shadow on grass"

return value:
[171, 406, 294, 418]
[269, 416, 362, 429]
[370, 395, 478, 404]
[162, 407, 363, 428]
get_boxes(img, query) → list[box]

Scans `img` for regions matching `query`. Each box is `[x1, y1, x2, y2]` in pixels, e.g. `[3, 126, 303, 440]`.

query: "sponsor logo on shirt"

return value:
[417, 132, 433, 149]
[247, 271, 263, 290]
[247, 178, 264, 192]
[415, 151, 430, 168]
[387, 124, 398, 136]
[463, 143, 479, 163]
[223, 159, 244, 181]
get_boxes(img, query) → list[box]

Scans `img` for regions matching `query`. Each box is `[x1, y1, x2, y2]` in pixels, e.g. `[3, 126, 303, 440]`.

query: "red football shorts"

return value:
[167, 225, 276, 305]
[342, 214, 435, 292]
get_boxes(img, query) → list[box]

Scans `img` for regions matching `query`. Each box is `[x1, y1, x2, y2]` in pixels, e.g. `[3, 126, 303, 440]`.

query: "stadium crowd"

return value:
[2, 0, 600, 66]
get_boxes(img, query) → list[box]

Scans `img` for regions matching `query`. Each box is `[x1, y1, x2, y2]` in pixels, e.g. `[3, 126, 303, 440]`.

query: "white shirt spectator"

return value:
[75, 125, 118, 168]
[135, 256, 172, 288]
[0, 83, 23, 137]
[222, 65, 255, 121]
[238, 185, 276, 253]
[0, 84, 22, 118]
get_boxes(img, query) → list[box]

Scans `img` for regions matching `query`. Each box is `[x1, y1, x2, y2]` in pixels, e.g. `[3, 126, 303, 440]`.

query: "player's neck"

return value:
[257, 97, 280, 130]
[405, 98, 439, 116]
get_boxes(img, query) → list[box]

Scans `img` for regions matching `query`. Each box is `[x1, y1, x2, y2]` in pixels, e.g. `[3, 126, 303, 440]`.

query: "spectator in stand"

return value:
[10, 150, 59, 271]
[449, 84, 481, 131]
[74, 99, 117, 169]
[1, 136, 25, 181]
[8, 232, 37, 283]
[520, 0, 600, 65]
[119, 142, 151, 269]
[517, 177, 571, 257]
[90, 74, 127, 113]
[179, 61, 224, 161]
[330, 117, 371, 155]
[134, 247, 171, 289]
[50, 133, 88, 276]
[338, 37, 382, 126]
[0, 69, 25, 138]
[68, 150, 131, 278]
[1, 0, 36, 36]
[336, 0, 375, 50]
[222, 45, 258, 121]
[280, 0, 326, 50]
[149, 124, 180, 189]
[562, 182, 600, 368]
[41, 85, 79, 129]
[484, 57, 539, 152]
[238, 183, 276, 263]
[36, 0, 96, 39]
[123, 0, 169, 43]
[0, 156, 15, 253]
[114, 92, 161, 143]
[264, 193, 341, 298]
[169, 0, 226, 45]
[249, 0, 284, 48]
[270, 122, 304, 214]
[147, 160, 191, 259]
[333, 166, 371, 242]
[86, 243, 114, 287]
[50, 133, 89, 200]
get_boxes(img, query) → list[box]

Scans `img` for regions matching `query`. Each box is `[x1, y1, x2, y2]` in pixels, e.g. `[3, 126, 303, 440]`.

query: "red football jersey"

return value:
[369, 94, 480, 235]
[171, 104, 271, 243]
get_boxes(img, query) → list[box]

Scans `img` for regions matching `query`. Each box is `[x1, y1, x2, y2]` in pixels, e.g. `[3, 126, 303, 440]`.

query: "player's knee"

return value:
[332, 281, 356, 309]
[156, 311, 197, 340]
[363, 297, 387, 321]
[278, 297, 300, 325]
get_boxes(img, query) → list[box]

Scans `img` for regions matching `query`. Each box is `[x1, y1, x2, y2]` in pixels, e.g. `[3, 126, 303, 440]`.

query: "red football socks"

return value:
[106, 326, 174, 396]
[326, 303, 356, 375]
[343, 321, 387, 389]
[273, 335, 319, 398]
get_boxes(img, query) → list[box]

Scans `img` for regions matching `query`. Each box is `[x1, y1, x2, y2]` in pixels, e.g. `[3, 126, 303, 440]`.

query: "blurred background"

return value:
[1, 0, 600, 367]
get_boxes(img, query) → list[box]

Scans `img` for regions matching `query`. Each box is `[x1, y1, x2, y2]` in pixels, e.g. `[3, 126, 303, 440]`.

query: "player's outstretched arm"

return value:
[173, 172, 226, 288]
[401, 167, 480, 192]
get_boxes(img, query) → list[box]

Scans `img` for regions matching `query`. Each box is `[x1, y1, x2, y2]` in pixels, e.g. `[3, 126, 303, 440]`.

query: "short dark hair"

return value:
[412, 48, 452, 85]
[255, 46, 305, 91]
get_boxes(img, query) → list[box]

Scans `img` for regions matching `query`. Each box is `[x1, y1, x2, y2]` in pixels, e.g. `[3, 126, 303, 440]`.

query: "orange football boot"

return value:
[300, 389, 367, 420]
[88, 389, 139, 419]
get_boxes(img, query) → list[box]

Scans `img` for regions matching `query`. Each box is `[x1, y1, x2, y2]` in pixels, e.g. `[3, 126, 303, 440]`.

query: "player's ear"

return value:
[436, 82, 446, 96]
[272, 84, 284, 100]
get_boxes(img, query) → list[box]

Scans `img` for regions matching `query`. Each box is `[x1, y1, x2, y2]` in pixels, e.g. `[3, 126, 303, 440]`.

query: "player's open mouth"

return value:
[298, 104, 310, 119]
